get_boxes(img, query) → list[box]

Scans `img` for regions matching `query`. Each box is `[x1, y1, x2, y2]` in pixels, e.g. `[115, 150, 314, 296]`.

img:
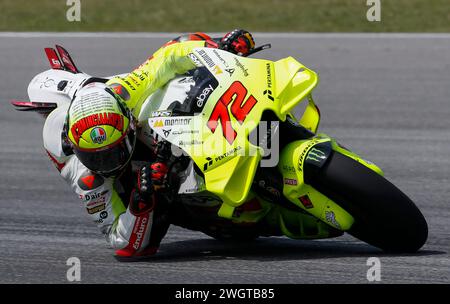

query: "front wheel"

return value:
[306, 152, 428, 252]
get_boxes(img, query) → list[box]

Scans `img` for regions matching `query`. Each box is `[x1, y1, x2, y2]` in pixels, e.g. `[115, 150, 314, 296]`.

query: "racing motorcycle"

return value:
[12, 44, 428, 252]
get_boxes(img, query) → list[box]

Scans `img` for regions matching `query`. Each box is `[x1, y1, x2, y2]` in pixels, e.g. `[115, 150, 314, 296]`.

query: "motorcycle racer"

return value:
[43, 30, 256, 260]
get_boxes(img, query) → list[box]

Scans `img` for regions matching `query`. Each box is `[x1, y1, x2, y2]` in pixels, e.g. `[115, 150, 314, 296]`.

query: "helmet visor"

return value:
[73, 127, 135, 176]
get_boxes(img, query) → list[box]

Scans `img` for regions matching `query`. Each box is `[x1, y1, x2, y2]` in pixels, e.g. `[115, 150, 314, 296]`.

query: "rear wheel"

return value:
[306, 152, 428, 252]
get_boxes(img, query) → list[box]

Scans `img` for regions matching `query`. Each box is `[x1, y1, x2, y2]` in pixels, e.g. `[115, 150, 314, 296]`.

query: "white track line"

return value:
[0, 32, 449, 39]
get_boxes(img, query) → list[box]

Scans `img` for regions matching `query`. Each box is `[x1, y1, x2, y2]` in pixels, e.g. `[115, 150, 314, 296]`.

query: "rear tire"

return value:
[306, 152, 428, 252]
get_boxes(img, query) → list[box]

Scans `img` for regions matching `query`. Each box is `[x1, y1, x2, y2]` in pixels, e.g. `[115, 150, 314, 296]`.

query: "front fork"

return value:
[278, 134, 384, 232]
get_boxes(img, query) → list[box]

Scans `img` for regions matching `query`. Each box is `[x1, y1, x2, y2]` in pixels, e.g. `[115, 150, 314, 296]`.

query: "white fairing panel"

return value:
[42, 103, 70, 158]
[137, 75, 194, 146]
[27, 69, 91, 106]
[138, 76, 194, 123]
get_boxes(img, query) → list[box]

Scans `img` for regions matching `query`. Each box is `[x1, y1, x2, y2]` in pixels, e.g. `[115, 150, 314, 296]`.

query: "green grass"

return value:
[0, 0, 449, 32]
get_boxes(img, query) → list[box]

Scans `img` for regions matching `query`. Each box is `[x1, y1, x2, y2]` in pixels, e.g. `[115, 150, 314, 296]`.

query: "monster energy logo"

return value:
[306, 148, 327, 163]
[297, 139, 321, 171]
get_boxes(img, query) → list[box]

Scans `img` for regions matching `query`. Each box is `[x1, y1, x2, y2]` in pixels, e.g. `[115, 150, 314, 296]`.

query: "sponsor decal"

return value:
[87, 203, 106, 214]
[284, 178, 298, 186]
[110, 83, 130, 101]
[212, 50, 229, 67]
[197, 49, 215, 68]
[207, 81, 258, 144]
[266, 186, 281, 198]
[263, 89, 274, 101]
[263, 64, 275, 100]
[153, 118, 192, 128]
[203, 146, 242, 171]
[162, 129, 171, 138]
[153, 120, 164, 128]
[79, 190, 108, 202]
[212, 65, 222, 75]
[306, 148, 327, 163]
[132, 216, 149, 250]
[46, 150, 65, 171]
[117, 76, 136, 91]
[214, 146, 242, 162]
[178, 139, 203, 146]
[325, 210, 341, 229]
[77, 174, 104, 190]
[57, 80, 68, 91]
[266, 63, 273, 89]
[90, 127, 107, 144]
[188, 53, 203, 67]
[282, 165, 296, 173]
[42, 78, 55, 88]
[297, 138, 321, 172]
[210, 50, 235, 76]
[233, 57, 249, 77]
[70, 112, 124, 144]
[299, 195, 314, 209]
[196, 84, 215, 107]
[99, 211, 108, 219]
[151, 110, 172, 117]
[178, 77, 195, 84]
[225, 68, 235, 76]
[172, 130, 199, 135]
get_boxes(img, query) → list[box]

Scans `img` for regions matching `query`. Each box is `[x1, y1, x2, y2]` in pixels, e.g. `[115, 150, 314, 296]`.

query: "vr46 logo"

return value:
[207, 81, 258, 144]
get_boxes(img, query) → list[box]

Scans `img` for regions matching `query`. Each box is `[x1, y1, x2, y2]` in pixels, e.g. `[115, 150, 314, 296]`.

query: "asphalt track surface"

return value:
[0, 33, 449, 284]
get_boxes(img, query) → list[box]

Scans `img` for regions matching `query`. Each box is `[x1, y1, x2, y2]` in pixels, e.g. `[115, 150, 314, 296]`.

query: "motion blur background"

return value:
[0, 0, 449, 32]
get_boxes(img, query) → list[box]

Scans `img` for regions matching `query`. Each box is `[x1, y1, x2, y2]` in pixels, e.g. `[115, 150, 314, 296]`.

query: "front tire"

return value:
[306, 152, 428, 252]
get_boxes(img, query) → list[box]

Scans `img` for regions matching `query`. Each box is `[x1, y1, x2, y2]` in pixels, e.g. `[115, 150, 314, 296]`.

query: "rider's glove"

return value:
[150, 162, 169, 190]
[219, 29, 255, 56]
[129, 165, 155, 215]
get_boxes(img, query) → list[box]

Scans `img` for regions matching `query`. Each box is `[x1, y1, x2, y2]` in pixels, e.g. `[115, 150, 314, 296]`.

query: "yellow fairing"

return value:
[275, 57, 318, 115]
[151, 48, 319, 218]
